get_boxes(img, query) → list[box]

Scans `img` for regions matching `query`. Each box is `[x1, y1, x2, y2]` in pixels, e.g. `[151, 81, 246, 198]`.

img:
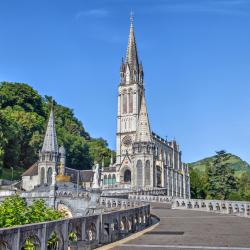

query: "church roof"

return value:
[126, 14, 139, 71]
[22, 162, 38, 176]
[41, 108, 58, 153]
[102, 166, 117, 173]
[135, 94, 152, 142]
[64, 167, 94, 183]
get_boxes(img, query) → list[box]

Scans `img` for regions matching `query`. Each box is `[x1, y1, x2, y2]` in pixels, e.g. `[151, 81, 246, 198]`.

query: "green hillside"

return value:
[189, 153, 250, 177]
[0, 82, 113, 180]
[188, 151, 250, 201]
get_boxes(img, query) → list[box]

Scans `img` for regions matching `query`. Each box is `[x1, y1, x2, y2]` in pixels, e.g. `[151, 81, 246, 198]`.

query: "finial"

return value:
[130, 10, 134, 27]
[51, 97, 54, 108]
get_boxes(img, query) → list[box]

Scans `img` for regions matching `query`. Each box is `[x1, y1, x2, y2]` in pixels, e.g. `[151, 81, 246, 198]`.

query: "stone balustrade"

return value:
[0, 203, 150, 250]
[100, 197, 143, 209]
[129, 194, 172, 203]
[172, 198, 250, 217]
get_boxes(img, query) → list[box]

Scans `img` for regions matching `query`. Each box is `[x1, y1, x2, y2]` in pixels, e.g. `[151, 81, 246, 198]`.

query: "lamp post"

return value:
[11, 167, 13, 181]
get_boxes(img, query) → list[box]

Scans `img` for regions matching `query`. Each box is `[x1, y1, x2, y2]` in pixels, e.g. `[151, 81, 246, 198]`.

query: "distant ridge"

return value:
[188, 153, 250, 177]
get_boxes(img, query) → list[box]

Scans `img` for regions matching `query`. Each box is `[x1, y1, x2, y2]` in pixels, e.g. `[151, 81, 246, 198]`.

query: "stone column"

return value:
[176, 172, 179, 197]
[171, 169, 174, 197]
[183, 172, 186, 199]
[179, 174, 182, 198]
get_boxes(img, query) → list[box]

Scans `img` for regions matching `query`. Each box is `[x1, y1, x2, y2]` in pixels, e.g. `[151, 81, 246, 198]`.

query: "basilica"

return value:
[21, 16, 190, 199]
[101, 17, 190, 198]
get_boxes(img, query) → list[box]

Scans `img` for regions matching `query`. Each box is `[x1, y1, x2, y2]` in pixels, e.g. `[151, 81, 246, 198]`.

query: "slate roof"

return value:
[102, 167, 117, 173]
[126, 15, 139, 70]
[64, 167, 94, 183]
[22, 162, 38, 176]
[41, 108, 58, 153]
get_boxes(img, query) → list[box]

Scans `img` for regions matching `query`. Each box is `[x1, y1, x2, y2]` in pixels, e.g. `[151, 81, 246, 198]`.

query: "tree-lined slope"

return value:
[0, 82, 113, 179]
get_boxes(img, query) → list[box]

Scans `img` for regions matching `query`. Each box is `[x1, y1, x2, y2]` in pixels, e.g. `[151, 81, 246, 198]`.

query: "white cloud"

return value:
[75, 9, 109, 20]
[152, 0, 249, 16]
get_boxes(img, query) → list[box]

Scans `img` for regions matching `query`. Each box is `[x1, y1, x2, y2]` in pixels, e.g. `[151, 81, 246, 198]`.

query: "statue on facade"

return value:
[92, 163, 100, 189]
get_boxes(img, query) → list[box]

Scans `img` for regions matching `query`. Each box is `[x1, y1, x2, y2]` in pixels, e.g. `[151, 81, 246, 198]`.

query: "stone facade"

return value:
[102, 17, 190, 198]
[0, 203, 150, 250]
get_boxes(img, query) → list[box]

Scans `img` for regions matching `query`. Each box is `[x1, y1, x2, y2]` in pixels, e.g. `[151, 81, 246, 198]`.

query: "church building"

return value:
[101, 16, 190, 198]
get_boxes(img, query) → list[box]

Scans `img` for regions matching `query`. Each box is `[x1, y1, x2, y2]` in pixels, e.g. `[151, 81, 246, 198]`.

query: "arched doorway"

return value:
[124, 169, 131, 183]
[47, 168, 52, 185]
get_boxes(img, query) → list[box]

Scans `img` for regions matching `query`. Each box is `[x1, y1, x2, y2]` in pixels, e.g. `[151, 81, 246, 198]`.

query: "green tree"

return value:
[206, 151, 237, 200]
[0, 82, 112, 177]
[87, 138, 114, 167]
[239, 172, 250, 201]
[189, 167, 206, 199]
[0, 195, 63, 228]
[0, 195, 27, 227]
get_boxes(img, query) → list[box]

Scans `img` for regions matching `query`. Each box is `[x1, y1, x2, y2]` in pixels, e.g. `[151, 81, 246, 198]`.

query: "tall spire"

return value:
[126, 11, 139, 69]
[42, 107, 58, 153]
[135, 93, 152, 142]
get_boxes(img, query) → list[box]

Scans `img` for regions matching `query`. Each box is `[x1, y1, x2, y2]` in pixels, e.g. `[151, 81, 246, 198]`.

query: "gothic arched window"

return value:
[129, 91, 133, 113]
[136, 160, 143, 187]
[108, 174, 112, 185]
[104, 175, 107, 185]
[47, 168, 52, 185]
[40, 167, 45, 185]
[123, 94, 127, 114]
[145, 160, 150, 186]
[112, 174, 116, 185]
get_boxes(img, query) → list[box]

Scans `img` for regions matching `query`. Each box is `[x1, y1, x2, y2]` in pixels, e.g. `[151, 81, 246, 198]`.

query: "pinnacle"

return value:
[135, 94, 152, 142]
[41, 108, 58, 153]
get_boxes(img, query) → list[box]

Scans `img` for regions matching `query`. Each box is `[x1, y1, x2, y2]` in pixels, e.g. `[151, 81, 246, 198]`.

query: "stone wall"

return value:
[0, 203, 150, 250]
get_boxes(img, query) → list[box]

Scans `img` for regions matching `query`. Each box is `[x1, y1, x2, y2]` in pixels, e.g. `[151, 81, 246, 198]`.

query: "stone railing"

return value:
[172, 198, 250, 218]
[100, 197, 142, 210]
[130, 188, 168, 196]
[0, 203, 150, 250]
[129, 194, 172, 203]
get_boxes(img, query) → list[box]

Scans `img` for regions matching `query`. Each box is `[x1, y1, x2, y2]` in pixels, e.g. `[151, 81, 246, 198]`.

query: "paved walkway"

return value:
[112, 203, 250, 250]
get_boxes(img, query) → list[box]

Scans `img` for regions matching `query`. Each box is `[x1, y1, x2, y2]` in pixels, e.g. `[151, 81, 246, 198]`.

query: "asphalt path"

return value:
[112, 203, 250, 250]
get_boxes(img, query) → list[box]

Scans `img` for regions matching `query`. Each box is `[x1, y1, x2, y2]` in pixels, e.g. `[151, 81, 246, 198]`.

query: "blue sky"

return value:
[0, 0, 250, 163]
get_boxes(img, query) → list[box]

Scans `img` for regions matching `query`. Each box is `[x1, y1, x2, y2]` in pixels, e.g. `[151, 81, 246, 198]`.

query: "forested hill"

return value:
[189, 153, 250, 177]
[188, 151, 250, 201]
[0, 82, 113, 180]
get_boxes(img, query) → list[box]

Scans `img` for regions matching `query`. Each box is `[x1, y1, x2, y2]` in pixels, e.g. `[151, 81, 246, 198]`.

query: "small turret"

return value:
[39, 108, 59, 163]
[59, 145, 66, 175]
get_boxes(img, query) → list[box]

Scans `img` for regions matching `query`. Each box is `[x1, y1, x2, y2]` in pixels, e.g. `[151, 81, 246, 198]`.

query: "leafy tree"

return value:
[87, 138, 114, 167]
[0, 195, 63, 228]
[206, 151, 237, 200]
[189, 167, 206, 199]
[239, 172, 250, 201]
[0, 82, 45, 116]
[0, 194, 27, 227]
[0, 82, 113, 177]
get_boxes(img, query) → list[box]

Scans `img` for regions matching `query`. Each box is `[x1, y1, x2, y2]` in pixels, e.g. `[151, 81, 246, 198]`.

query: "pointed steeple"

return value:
[126, 12, 139, 70]
[135, 93, 152, 142]
[41, 108, 58, 153]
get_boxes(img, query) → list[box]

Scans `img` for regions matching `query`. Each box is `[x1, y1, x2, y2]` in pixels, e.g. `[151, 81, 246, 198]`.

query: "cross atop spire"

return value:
[41, 107, 58, 153]
[126, 12, 139, 69]
[130, 10, 134, 27]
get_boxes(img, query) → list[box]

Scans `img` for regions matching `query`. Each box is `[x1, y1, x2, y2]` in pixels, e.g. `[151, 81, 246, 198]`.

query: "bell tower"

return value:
[116, 14, 144, 170]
